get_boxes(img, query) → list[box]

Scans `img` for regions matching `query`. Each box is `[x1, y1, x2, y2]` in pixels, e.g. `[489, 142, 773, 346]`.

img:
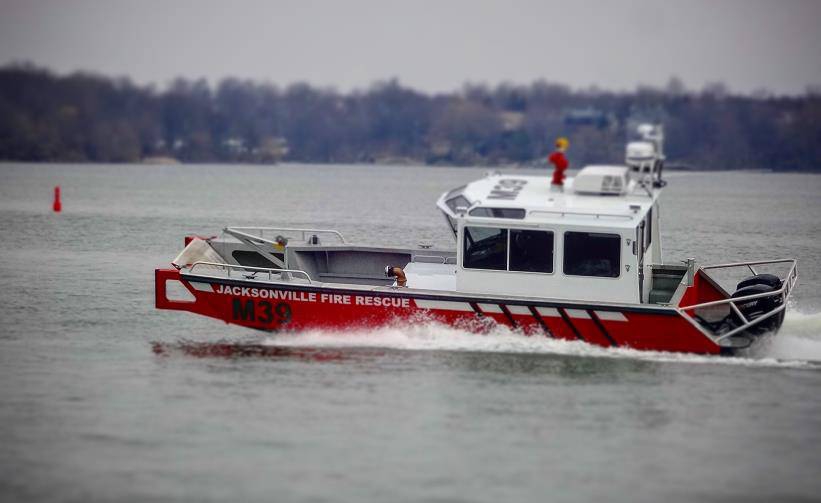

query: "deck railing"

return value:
[411, 254, 458, 265]
[679, 258, 798, 343]
[187, 261, 313, 283]
[225, 227, 346, 244]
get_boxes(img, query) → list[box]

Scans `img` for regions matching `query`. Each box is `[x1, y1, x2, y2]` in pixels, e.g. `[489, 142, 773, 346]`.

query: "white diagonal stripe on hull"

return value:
[414, 299, 474, 311]
[477, 303, 503, 314]
[535, 307, 560, 317]
[506, 305, 532, 316]
[595, 311, 628, 322]
[566, 309, 591, 319]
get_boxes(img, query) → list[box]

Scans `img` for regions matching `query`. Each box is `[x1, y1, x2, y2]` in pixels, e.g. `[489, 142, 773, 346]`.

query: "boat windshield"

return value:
[446, 195, 471, 213]
[442, 192, 472, 238]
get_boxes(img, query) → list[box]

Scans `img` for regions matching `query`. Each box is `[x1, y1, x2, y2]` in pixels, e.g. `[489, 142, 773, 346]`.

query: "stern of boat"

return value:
[676, 258, 798, 353]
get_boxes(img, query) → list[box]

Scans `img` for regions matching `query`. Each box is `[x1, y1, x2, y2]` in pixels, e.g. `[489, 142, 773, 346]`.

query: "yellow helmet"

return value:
[555, 137, 569, 149]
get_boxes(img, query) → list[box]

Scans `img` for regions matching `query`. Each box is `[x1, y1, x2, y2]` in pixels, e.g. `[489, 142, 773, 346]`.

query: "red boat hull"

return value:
[155, 268, 723, 355]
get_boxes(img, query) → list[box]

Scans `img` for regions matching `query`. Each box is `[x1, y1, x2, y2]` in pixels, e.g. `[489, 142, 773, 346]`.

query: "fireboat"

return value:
[155, 125, 797, 355]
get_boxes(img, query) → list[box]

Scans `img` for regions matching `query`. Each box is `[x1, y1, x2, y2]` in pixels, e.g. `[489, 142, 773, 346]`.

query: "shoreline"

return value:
[0, 160, 818, 174]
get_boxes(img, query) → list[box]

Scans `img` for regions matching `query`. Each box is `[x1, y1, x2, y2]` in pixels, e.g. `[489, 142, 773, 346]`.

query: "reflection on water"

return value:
[152, 340, 359, 361]
[156, 338, 662, 378]
[432, 349, 660, 379]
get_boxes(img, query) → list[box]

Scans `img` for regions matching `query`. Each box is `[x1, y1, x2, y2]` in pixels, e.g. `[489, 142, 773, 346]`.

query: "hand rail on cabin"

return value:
[528, 210, 634, 221]
[187, 261, 313, 283]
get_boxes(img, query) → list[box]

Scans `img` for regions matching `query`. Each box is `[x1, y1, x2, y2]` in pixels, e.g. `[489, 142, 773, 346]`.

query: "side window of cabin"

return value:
[510, 230, 554, 273]
[563, 232, 621, 278]
[463, 227, 507, 270]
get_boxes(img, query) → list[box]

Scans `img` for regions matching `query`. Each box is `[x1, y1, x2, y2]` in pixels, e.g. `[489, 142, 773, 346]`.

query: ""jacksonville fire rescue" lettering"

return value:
[217, 284, 316, 301]
[215, 284, 410, 308]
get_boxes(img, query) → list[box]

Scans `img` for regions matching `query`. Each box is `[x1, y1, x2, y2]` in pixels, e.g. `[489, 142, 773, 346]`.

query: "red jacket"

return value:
[548, 151, 568, 185]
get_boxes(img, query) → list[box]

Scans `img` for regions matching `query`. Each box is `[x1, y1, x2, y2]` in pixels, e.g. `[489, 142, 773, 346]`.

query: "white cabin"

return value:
[436, 166, 662, 304]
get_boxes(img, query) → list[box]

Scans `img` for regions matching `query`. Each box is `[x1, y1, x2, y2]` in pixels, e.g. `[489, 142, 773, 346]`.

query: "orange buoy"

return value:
[53, 186, 62, 213]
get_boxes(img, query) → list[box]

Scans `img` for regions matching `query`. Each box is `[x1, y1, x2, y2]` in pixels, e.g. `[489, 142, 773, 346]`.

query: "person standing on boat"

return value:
[549, 137, 570, 189]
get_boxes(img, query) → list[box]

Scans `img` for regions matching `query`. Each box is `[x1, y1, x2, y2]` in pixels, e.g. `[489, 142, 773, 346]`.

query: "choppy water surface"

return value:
[1, 163, 820, 502]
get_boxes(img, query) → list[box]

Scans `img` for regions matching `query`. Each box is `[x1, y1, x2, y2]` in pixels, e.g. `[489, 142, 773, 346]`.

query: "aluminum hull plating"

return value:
[156, 268, 728, 355]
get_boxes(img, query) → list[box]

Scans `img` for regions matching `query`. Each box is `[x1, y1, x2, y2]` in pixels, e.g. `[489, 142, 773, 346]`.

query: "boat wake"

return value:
[760, 309, 821, 362]
[244, 309, 819, 369]
[154, 310, 821, 369]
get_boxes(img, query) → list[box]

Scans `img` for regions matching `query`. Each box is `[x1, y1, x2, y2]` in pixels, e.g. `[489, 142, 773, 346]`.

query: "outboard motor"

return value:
[730, 274, 784, 334]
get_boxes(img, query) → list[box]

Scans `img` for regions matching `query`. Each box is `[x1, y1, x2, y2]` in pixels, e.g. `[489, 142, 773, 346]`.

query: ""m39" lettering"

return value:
[232, 298, 292, 325]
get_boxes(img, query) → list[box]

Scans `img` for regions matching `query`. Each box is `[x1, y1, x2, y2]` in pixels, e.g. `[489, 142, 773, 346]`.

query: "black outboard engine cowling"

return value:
[736, 273, 782, 291]
[730, 274, 785, 335]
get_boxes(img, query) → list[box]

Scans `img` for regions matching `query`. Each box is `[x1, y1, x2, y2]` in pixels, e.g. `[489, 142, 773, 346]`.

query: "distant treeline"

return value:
[1, 63, 819, 170]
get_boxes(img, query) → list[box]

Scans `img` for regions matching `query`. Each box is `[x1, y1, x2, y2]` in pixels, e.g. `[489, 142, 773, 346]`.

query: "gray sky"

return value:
[1, 0, 819, 95]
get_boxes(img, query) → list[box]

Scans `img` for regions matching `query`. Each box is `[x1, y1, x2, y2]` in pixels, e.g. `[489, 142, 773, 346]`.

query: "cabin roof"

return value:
[441, 169, 659, 229]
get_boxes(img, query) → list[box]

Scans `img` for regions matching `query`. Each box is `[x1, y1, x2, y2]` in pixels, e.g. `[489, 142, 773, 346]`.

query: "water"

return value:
[1, 163, 820, 502]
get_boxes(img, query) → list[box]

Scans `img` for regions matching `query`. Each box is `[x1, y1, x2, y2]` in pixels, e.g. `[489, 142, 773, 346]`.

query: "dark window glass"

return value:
[463, 227, 507, 270]
[469, 207, 526, 219]
[563, 232, 621, 278]
[510, 230, 554, 273]
[446, 195, 471, 213]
